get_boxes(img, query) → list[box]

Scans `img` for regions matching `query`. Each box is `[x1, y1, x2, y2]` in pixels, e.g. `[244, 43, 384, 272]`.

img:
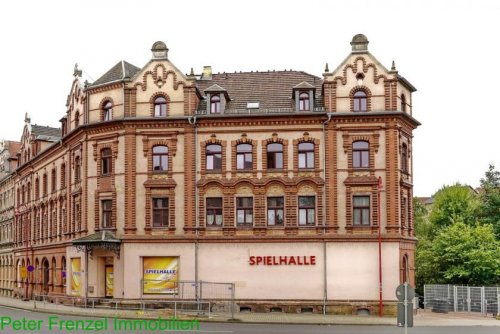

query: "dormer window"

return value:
[210, 95, 221, 114]
[353, 91, 367, 112]
[299, 92, 310, 111]
[103, 101, 113, 121]
[154, 97, 167, 117]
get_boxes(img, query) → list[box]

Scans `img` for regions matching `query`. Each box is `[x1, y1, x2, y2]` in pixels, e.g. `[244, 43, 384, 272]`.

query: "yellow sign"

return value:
[19, 266, 27, 279]
[70, 258, 81, 296]
[105, 266, 113, 297]
[143, 257, 178, 294]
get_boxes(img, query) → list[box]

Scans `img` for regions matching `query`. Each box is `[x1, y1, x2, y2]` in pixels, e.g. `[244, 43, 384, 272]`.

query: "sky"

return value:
[0, 0, 499, 196]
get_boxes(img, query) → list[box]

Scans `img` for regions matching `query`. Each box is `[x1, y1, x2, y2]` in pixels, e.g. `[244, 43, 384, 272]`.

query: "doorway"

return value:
[105, 265, 113, 298]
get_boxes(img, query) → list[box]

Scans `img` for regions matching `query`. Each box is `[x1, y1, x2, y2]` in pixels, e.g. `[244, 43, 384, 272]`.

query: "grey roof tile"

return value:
[91, 61, 141, 86]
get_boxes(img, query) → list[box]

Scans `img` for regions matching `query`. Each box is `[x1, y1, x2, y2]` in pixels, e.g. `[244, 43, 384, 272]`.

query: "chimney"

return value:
[202, 66, 212, 80]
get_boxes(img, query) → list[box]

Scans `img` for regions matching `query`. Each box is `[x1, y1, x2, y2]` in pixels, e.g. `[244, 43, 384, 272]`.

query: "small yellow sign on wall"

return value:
[19, 267, 27, 279]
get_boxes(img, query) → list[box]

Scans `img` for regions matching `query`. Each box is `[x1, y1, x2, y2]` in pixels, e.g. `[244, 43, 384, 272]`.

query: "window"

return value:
[299, 92, 310, 111]
[298, 142, 314, 169]
[60, 164, 66, 188]
[154, 97, 167, 117]
[236, 144, 252, 170]
[21, 185, 25, 204]
[152, 198, 169, 227]
[352, 141, 369, 168]
[267, 143, 283, 169]
[35, 178, 40, 199]
[401, 94, 406, 112]
[103, 101, 112, 121]
[267, 197, 284, 226]
[101, 148, 112, 175]
[236, 197, 253, 226]
[51, 169, 56, 192]
[74, 157, 81, 182]
[74, 111, 80, 127]
[101, 200, 112, 228]
[353, 91, 367, 112]
[206, 198, 222, 226]
[353, 195, 370, 226]
[298, 196, 315, 226]
[206, 144, 222, 171]
[401, 196, 408, 227]
[152, 146, 168, 171]
[210, 95, 221, 114]
[27, 182, 31, 202]
[401, 143, 408, 173]
[43, 174, 48, 196]
[402, 254, 409, 283]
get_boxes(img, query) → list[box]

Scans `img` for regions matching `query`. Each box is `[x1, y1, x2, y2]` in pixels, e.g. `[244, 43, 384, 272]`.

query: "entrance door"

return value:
[105, 265, 113, 298]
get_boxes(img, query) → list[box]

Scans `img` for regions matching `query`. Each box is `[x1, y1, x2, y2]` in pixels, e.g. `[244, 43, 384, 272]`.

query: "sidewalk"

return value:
[0, 296, 498, 326]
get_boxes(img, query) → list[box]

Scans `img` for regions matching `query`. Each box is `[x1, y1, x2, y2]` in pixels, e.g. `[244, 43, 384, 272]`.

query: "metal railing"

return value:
[196, 107, 325, 115]
[424, 284, 499, 316]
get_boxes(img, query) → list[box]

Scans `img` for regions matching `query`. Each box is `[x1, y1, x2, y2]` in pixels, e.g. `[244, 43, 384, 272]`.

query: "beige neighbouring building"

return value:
[4, 34, 419, 315]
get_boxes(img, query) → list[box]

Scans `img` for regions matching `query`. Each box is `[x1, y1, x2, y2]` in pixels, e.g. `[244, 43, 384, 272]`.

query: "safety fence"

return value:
[424, 284, 499, 316]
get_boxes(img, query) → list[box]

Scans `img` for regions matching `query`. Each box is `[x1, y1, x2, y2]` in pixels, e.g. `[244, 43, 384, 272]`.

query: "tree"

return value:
[479, 164, 500, 239]
[429, 184, 479, 234]
[429, 222, 500, 285]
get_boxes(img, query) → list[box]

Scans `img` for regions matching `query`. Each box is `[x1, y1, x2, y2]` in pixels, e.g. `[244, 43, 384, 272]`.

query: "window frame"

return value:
[401, 94, 406, 112]
[298, 142, 314, 169]
[152, 197, 169, 228]
[401, 143, 408, 173]
[206, 197, 223, 226]
[101, 199, 113, 229]
[299, 92, 310, 111]
[101, 148, 112, 176]
[154, 96, 167, 117]
[352, 141, 369, 169]
[210, 95, 221, 114]
[266, 143, 283, 170]
[74, 156, 81, 182]
[103, 101, 113, 121]
[236, 197, 253, 226]
[206, 144, 222, 171]
[152, 145, 168, 172]
[267, 196, 284, 226]
[353, 195, 370, 226]
[236, 143, 252, 170]
[298, 196, 315, 226]
[353, 90, 367, 112]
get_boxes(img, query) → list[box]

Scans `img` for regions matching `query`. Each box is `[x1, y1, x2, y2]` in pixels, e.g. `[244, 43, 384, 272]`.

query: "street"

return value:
[0, 306, 498, 334]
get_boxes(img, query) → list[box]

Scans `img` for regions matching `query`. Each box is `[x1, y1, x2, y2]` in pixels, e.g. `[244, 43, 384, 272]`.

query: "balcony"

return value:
[196, 107, 325, 115]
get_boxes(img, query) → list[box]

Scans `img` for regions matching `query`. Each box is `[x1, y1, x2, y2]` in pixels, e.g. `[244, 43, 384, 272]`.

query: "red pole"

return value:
[378, 176, 383, 317]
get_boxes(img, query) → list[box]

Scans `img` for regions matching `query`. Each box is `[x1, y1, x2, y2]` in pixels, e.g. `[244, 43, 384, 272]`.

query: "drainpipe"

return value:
[322, 113, 332, 315]
[377, 176, 383, 316]
[188, 116, 199, 297]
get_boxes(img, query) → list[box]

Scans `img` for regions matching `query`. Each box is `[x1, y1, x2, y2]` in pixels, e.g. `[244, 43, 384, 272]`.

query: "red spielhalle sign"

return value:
[249, 255, 316, 266]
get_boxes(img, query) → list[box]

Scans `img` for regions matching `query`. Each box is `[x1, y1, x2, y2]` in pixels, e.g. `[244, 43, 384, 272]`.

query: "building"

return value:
[8, 34, 419, 314]
[0, 139, 20, 296]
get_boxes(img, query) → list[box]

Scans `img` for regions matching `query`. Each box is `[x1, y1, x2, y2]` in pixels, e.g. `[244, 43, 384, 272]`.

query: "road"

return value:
[0, 306, 498, 334]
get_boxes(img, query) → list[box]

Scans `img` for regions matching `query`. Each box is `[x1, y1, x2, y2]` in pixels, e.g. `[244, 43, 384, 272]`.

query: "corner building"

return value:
[12, 35, 419, 314]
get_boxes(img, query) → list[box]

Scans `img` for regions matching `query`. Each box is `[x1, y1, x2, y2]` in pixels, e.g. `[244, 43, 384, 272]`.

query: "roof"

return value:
[195, 70, 324, 112]
[73, 230, 121, 244]
[91, 60, 141, 87]
[31, 125, 60, 141]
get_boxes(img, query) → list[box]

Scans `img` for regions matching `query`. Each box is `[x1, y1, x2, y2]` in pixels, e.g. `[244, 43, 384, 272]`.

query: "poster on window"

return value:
[142, 257, 179, 294]
[70, 258, 81, 296]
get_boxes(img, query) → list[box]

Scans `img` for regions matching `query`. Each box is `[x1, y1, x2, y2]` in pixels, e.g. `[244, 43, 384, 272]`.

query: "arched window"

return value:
[236, 144, 252, 170]
[61, 256, 66, 287]
[154, 97, 167, 117]
[60, 163, 66, 188]
[210, 95, 221, 114]
[43, 174, 48, 196]
[27, 182, 31, 202]
[267, 143, 283, 169]
[35, 178, 40, 199]
[353, 90, 367, 112]
[298, 142, 314, 169]
[352, 141, 369, 168]
[152, 146, 168, 171]
[402, 143, 408, 173]
[402, 254, 409, 283]
[299, 92, 310, 111]
[103, 101, 113, 121]
[206, 144, 222, 171]
[101, 148, 112, 175]
[51, 168, 56, 192]
[401, 94, 406, 112]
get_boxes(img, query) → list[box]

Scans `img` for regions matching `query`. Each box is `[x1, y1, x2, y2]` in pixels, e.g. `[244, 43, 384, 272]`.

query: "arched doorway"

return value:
[42, 258, 49, 294]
